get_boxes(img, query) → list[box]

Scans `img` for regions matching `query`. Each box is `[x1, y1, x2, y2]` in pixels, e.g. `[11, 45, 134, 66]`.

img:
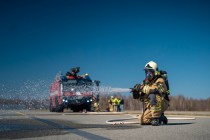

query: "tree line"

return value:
[99, 94, 210, 111]
[0, 95, 210, 111]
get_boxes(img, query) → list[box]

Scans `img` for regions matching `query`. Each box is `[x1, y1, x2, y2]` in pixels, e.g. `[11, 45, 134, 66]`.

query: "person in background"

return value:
[108, 96, 114, 112]
[119, 97, 124, 112]
[113, 96, 120, 112]
[83, 73, 92, 81]
[92, 94, 100, 112]
[93, 102, 100, 112]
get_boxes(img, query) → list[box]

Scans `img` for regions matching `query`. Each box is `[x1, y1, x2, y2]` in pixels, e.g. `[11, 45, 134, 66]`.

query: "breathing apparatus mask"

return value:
[145, 69, 155, 81]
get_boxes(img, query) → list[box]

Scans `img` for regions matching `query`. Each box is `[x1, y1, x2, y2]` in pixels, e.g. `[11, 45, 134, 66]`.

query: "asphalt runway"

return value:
[0, 110, 210, 140]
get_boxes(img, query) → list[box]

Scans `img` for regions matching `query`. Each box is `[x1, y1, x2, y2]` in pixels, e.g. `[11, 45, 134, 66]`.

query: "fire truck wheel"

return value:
[56, 105, 64, 112]
[49, 105, 55, 112]
[49, 106, 53, 112]
[72, 107, 80, 112]
[72, 109, 79, 112]
[49, 100, 55, 112]
[87, 105, 92, 111]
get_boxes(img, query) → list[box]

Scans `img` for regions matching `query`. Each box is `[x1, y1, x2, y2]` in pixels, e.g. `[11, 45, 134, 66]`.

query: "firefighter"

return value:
[108, 96, 114, 112]
[132, 61, 169, 126]
[93, 102, 100, 112]
[119, 97, 124, 112]
[113, 97, 120, 112]
[92, 94, 100, 112]
[66, 67, 79, 79]
[83, 73, 92, 81]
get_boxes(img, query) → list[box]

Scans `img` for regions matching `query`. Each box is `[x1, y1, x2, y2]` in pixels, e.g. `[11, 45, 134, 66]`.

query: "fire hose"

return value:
[105, 115, 195, 125]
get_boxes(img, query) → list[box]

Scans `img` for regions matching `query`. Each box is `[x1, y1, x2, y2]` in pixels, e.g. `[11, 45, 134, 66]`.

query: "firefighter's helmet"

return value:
[144, 61, 158, 81]
[144, 61, 158, 71]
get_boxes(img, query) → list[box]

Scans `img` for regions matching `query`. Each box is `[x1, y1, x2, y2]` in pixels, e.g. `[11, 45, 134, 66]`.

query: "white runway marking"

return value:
[16, 111, 25, 116]
[167, 117, 195, 120]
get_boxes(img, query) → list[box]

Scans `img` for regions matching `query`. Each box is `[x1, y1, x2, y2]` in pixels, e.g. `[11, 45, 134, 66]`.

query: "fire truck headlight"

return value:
[87, 100, 90, 103]
[90, 99, 93, 102]
[65, 100, 68, 102]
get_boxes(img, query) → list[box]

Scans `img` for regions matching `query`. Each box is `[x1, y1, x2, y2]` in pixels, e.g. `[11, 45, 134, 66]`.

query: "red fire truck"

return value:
[49, 67, 100, 112]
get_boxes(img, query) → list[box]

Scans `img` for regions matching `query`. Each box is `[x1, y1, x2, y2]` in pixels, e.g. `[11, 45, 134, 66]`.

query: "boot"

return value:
[151, 118, 159, 126]
[141, 122, 151, 125]
[159, 113, 168, 124]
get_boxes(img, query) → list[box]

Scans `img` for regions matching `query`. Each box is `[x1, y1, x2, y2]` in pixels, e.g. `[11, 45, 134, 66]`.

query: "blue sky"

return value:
[0, 0, 210, 99]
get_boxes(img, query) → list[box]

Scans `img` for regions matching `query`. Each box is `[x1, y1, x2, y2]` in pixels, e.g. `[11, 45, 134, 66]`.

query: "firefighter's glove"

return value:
[131, 84, 142, 99]
[139, 92, 145, 102]
[131, 84, 141, 92]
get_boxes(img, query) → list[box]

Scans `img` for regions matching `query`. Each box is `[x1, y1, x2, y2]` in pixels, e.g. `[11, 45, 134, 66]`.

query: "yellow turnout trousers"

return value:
[141, 96, 169, 124]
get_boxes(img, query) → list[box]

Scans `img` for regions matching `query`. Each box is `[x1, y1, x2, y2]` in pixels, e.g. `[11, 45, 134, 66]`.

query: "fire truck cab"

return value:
[49, 67, 100, 112]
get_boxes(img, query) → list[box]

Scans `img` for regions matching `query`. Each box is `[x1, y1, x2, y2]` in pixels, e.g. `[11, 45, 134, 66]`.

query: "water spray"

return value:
[0, 79, 51, 110]
[98, 86, 131, 95]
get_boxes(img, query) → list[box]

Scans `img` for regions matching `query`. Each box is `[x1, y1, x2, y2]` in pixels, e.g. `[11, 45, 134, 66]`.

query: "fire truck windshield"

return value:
[61, 79, 94, 93]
